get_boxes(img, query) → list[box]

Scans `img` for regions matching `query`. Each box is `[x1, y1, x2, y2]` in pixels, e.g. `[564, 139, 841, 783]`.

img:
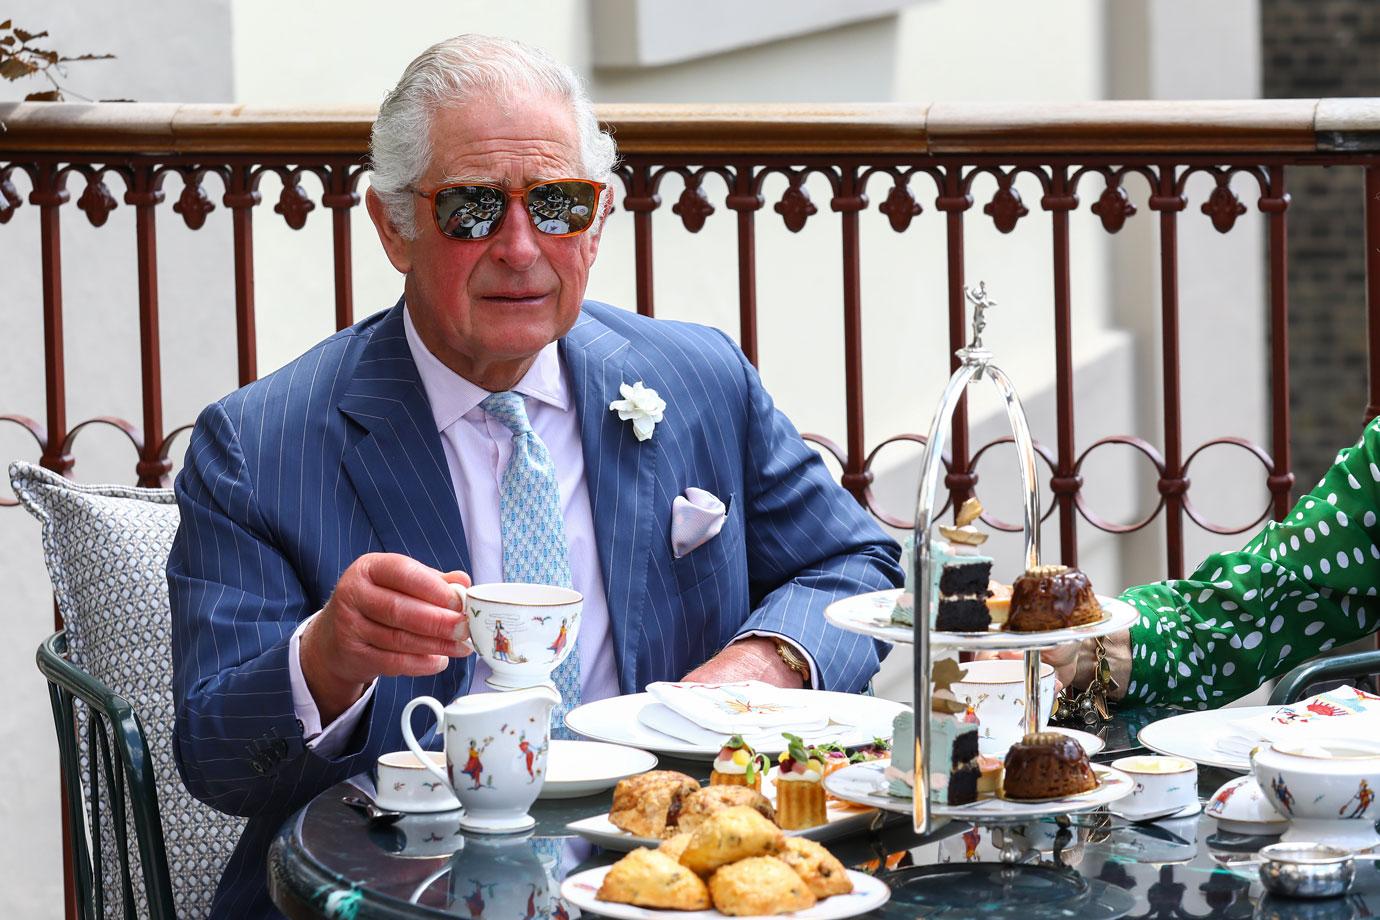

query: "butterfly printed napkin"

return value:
[645, 680, 831, 736]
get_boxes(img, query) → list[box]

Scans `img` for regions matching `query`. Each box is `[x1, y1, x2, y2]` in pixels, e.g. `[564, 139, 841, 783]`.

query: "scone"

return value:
[608, 770, 699, 838]
[658, 832, 693, 863]
[676, 784, 777, 835]
[597, 847, 711, 910]
[777, 838, 853, 898]
[708, 856, 817, 916]
[680, 805, 785, 877]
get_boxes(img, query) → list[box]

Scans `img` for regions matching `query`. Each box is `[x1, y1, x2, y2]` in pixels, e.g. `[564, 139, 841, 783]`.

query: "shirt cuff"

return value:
[289, 612, 377, 757]
[734, 631, 816, 687]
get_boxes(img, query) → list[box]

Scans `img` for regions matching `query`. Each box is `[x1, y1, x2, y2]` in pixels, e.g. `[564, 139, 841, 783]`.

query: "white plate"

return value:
[540, 740, 659, 800]
[561, 865, 889, 920]
[824, 590, 1137, 650]
[1137, 707, 1273, 772]
[567, 772, 884, 851]
[823, 760, 1132, 818]
[565, 692, 905, 760]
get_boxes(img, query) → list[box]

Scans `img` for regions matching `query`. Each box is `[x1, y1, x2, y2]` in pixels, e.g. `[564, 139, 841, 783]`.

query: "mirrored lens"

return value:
[524, 181, 599, 235]
[433, 185, 508, 240]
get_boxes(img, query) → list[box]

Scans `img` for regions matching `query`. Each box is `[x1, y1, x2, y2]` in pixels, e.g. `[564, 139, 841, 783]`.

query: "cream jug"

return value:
[402, 685, 561, 833]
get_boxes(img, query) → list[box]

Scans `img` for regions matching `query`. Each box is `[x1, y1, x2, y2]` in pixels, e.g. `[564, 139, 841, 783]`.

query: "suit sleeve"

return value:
[1121, 417, 1380, 709]
[168, 401, 376, 817]
[722, 335, 904, 692]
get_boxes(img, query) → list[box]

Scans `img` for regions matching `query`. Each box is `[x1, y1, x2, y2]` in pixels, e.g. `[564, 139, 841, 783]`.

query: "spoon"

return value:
[341, 794, 404, 824]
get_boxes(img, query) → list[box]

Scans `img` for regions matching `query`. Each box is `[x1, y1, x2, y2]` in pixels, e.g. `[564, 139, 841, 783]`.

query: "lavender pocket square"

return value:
[670, 487, 728, 559]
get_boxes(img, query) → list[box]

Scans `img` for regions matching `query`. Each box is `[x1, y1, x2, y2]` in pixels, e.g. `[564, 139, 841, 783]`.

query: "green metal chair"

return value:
[37, 630, 177, 920]
[1269, 650, 1380, 705]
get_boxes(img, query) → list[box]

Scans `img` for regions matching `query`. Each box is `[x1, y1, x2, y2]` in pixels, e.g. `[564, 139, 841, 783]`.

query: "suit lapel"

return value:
[337, 304, 471, 576]
[562, 310, 658, 695]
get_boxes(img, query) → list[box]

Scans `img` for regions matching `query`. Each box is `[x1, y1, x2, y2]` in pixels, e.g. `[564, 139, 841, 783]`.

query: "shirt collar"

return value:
[403, 304, 570, 433]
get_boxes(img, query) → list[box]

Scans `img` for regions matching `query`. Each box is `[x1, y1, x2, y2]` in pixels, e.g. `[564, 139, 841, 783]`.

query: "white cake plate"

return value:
[824, 760, 1132, 820]
[824, 590, 1137, 650]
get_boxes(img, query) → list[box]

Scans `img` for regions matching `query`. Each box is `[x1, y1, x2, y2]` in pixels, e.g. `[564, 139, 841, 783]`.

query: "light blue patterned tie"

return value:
[480, 391, 580, 740]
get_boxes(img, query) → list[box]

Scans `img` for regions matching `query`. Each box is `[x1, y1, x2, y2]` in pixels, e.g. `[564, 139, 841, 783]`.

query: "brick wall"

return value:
[1263, 0, 1376, 490]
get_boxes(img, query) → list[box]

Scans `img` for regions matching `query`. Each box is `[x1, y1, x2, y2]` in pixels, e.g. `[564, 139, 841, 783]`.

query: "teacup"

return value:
[457, 583, 583, 691]
[1111, 755, 1199, 820]
[375, 750, 462, 813]
[951, 659, 1056, 757]
[402, 684, 561, 834]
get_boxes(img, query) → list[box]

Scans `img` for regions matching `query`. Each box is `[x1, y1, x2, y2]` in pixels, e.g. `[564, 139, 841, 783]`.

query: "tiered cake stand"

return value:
[823, 284, 1134, 843]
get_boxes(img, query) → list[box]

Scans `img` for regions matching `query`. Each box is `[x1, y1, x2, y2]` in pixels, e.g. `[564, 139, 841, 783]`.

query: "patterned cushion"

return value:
[10, 461, 242, 919]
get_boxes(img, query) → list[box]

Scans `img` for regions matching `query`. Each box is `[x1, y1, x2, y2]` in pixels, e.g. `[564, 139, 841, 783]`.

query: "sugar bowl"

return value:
[1257, 842, 1355, 899]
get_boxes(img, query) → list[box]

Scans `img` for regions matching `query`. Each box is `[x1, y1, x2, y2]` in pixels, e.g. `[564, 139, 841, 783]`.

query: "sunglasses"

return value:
[416, 178, 607, 241]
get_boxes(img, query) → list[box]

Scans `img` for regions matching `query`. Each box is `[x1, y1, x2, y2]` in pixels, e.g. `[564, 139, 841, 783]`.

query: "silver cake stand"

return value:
[825, 283, 1133, 841]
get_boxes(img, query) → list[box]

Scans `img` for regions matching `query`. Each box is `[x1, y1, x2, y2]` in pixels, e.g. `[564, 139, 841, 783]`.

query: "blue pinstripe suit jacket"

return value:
[168, 299, 901, 918]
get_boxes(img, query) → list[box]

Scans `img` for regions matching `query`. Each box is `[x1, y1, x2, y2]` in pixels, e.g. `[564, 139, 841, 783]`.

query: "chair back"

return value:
[38, 630, 176, 919]
[11, 461, 245, 919]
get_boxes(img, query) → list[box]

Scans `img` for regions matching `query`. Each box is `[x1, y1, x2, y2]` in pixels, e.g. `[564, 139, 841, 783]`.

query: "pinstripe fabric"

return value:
[169, 299, 900, 918]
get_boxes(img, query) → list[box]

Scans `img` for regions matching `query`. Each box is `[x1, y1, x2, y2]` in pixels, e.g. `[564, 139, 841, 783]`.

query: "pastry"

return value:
[885, 661, 980, 805]
[596, 847, 712, 910]
[658, 832, 693, 863]
[708, 856, 816, 916]
[849, 737, 892, 763]
[675, 784, 776, 835]
[1005, 564, 1100, 632]
[891, 498, 994, 631]
[773, 734, 828, 829]
[680, 805, 784, 877]
[977, 755, 1004, 796]
[711, 735, 768, 791]
[1002, 731, 1098, 800]
[777, 838, 854, 898]
[608, 770, 700, 838]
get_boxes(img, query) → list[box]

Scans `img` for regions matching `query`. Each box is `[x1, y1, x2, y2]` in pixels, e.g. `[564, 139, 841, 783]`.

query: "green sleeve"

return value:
[1121, 418, 1380, 709]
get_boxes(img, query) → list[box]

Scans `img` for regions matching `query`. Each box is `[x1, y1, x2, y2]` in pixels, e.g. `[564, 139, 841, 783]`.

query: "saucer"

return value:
[538, 740, 658, 799]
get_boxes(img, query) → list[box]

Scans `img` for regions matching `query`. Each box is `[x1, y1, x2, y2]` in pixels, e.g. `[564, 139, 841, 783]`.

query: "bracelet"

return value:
[1051, 637, 1118, 725]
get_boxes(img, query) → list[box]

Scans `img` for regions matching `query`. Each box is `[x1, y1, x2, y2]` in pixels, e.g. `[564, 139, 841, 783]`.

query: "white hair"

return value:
[370, 34, 618, 240]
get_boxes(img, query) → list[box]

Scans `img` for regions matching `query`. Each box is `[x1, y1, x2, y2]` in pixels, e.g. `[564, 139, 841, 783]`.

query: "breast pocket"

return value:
[670, 495, 743, 594]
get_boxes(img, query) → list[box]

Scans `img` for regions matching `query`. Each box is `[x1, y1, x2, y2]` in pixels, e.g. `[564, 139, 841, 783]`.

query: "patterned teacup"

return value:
[374, 750, 461, 813]
[457, 583, 583, 691]
[402, 684, 561, 834]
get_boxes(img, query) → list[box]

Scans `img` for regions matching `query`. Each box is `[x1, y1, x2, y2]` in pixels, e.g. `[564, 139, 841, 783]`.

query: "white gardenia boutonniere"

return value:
[609, 381, 666, 442]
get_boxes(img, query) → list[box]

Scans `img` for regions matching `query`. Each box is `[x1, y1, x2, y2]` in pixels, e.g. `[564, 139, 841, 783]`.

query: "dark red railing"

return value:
[6, 97, 1380, 920]
[5, 99, 1380, 577]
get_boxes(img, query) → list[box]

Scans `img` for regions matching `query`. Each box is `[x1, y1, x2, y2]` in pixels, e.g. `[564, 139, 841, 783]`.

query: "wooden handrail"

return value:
[3, 99, 1380, 156]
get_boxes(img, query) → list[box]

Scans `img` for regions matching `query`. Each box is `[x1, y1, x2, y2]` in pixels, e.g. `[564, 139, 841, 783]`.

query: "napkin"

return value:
[1216, 686, 1380, 759]
[645, 680, 830, 735]
[637, 703, 843, 748]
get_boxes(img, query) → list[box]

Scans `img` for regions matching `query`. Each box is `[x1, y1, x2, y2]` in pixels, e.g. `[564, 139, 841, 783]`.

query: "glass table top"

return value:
[267, 707, 1380, 920]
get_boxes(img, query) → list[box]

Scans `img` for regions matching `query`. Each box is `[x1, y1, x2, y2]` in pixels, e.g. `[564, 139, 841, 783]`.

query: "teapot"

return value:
[402, 684, 561, 834]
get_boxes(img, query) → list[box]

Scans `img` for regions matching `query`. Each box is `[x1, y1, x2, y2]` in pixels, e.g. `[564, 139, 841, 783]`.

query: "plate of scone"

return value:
[561, 805, 890, 919]
[567, 750, 885, 852]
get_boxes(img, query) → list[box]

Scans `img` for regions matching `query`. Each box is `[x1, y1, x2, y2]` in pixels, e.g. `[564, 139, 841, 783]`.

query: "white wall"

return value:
[2, 1, 1264, 912]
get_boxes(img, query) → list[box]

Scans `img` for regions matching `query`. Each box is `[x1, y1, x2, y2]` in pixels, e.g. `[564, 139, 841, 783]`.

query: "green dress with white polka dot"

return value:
[1122, 418, 1380, 710]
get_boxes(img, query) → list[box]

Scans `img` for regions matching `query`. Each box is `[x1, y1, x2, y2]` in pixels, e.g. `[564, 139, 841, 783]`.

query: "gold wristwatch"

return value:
[773, 639, 810, 686]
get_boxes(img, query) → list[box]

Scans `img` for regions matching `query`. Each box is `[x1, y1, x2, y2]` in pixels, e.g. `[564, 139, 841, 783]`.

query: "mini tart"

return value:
[711, 735, 766, 791]
[774, 735, 827, 830]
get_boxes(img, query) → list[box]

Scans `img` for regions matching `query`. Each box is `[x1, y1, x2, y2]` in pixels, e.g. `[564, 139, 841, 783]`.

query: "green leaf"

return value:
[0, 56, 37, 79]
[24, 89, 62, 102]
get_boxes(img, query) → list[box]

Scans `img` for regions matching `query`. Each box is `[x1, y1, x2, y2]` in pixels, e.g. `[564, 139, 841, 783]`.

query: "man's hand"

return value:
[301, 553, 473, 723]
[682, 637, 805, 688]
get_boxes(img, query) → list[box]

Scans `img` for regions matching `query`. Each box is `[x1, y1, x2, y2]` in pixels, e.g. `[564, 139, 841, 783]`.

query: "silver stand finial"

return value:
[964, 282, 996, 350]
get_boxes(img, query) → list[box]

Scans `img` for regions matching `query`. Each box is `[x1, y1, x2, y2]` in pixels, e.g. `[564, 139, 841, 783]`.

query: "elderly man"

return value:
[169, 34, 900, 918]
